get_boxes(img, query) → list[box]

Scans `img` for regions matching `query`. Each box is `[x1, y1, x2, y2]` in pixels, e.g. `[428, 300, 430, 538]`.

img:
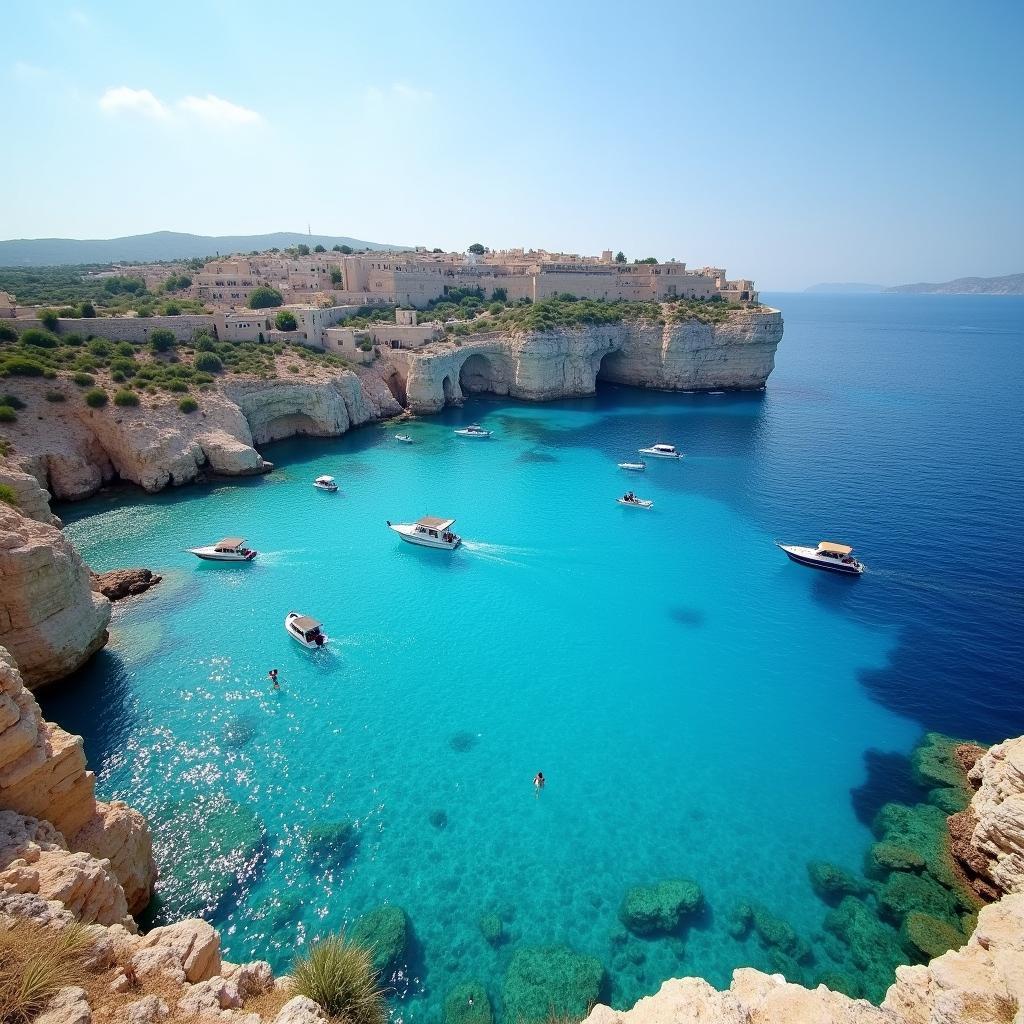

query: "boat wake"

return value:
[460, 540, 539, 569]
[250, 549, 303, 567]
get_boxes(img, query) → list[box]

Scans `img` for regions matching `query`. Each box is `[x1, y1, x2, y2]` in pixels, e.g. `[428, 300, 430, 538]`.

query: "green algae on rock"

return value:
[306, 820, 359, 871]
[867, 841, 927, 877]
[725, 901, 753, 939]
[878, 870, 960, 925]
[502, 945, 604, 1024]
[749, 904, 810, 963]
[350, 905, 409, 973]
[901, 911, 966, 960]
[444, 981, 494, 1024]
[618, 879, 703, 935]
[807, 861, 866, 905]
[823, 896, 907, 1002]
[873, 801, 961, 892]
[478, 912, 503, 947]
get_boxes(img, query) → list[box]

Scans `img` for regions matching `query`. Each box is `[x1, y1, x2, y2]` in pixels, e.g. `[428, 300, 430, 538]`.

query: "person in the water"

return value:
[534, 771, 545, 793]
[269, 669, 279, 689]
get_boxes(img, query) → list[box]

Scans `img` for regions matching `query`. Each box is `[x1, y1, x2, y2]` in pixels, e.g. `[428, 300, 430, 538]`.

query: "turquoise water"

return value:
[44, 294, 1024, 1017]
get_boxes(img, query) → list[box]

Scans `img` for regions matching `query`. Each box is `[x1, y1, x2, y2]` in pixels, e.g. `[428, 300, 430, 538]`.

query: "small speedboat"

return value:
[454, 424, 492, 438]
[387, 516, 461, 550]
[618, 461, 646, 472]
[777, 541, 864, 576]
[616, 494, 653, 509]
[395, 434, 413, 444]
[285, 611, 329, 648]
[638, 443, 682, 459]
[313, 475, 339, 492]
[188, 537, 257, 561]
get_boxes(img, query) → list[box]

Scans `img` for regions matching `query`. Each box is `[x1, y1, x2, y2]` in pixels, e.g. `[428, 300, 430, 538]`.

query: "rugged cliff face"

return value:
[387, 308, 783, 414]
[0, 504, 110, 688]
[0, 644, 156, 912]
[0, 368, 401, 503]
[584, 735, 1024, 1024]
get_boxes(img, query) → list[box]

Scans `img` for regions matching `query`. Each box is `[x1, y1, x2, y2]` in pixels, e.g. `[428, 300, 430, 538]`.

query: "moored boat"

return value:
[313, 475, 339, 492]
[395, 434, 414, 444]
[285, 611, 329, 648]
[387, 516, 462, 549]
[777, 541, 864, 575]
[616, 493, 653, 509]
[618, 460, 646, 471]
[454, 424, 492, 438]
[188, 537, 257, 562]
[638, 443, 682, 459]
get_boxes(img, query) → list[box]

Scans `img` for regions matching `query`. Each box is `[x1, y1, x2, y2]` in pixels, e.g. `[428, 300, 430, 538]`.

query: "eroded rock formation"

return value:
[0, 504, 110, 687]
[90, 567, 162, 601]
[387, 308, 783, 413]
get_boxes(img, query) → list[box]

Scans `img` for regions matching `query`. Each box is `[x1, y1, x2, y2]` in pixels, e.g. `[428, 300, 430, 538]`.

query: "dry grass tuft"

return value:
[0, 918, 92, 1023]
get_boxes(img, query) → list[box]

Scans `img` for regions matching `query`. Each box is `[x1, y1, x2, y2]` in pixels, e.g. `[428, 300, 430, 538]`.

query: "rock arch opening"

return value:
[442, 374, 456, 404]
[459, 354, 499, 395]
[256, 413, 324, 444]
[384, 369, 408, 407]
[595, 346, 627, 387]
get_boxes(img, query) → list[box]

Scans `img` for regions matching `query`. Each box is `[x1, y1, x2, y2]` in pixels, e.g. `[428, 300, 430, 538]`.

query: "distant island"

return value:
[885, 273, 1024, 295]
[0, 230, 404, 267]
[806, 273, 1023, 295]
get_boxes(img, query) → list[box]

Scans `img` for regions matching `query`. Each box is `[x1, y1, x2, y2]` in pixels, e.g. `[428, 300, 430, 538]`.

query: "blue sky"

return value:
[3, 0, 1022, 289]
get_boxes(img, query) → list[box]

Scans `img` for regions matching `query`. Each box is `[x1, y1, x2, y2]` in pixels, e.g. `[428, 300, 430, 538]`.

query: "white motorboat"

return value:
[616, 494, 654, 509]
[777, 541, 864, 576]
[454, 424, 492, 438]
[188, 536, 257, 562]
[285, 611, 329, 648]
[638, 443, 682, 459]
[313, 475, 339, 492]
[395, 434, 413, 444]
[618, 460, 646, 472]
[387, 516, 461, 549]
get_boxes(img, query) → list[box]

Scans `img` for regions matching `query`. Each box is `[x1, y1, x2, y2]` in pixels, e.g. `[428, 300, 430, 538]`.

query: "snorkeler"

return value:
[534, 771, 545, 793]
[269, 669, 280, 689]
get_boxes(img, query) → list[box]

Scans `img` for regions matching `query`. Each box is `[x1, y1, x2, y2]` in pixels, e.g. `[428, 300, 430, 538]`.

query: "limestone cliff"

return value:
[0, 644, 156, 912]
[0, 367, 401, 504]
[0, 504, 110, 688]
[387, 307, 783, 414]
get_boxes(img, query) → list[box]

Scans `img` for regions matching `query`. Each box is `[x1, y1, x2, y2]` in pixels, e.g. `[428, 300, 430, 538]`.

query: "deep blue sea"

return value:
[43, 294, 1024, 1018]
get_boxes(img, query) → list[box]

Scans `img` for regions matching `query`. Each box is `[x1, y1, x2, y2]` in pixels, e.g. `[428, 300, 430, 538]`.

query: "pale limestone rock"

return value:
[0, 809, 133, 928]
[119, 995, 170, 1023]
[175, 975, 243, 1015]
[36, 985, 92, 1024]
[71, 800, 157, 916]
[137, 918, 222, 983]
[272, 995, 330, 1024]
[0, 506, 110, 688]
[0, 464, 59, 525]
[391, 308, 783, 413]
[964, 737, 1024, 896]
[232, 960, 275, 999]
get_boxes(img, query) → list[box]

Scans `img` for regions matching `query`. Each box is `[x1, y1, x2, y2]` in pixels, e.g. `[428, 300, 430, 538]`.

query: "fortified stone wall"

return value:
[9, 314, 216, 343]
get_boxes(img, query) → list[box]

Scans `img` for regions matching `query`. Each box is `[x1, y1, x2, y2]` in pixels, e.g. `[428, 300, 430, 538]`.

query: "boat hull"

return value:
[618, 463, 645, 471]
[189, 549, 256, 562]
[285, 613, 329, 649]
[390, 524, 461, 549]
[638, 449, 681, 459]
[616, 498, 653, 509]
[454, 431, 491, 438]
[779, 546, 863, 575]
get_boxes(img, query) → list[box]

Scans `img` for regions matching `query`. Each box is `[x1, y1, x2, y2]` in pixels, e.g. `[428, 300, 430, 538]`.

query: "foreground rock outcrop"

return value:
[0, 645, 155, 912]
[0, 504, 110, 687]
[90, 567, 162, 601]
[387, 307, 783, 413]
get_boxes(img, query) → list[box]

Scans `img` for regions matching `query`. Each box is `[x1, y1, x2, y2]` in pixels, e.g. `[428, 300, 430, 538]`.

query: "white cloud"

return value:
[98, 87, 264, 128]
[99, 86, 169, 120]
[177, 93, 263, 127]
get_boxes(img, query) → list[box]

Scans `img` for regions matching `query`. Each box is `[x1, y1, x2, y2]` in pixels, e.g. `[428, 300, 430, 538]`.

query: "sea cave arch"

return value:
[458, 353, 500, 396]
[595, 345, 628, 387]
[384, 368, 408, 407]
[441, 374, 456, 404]
[253, 412, 325, 444]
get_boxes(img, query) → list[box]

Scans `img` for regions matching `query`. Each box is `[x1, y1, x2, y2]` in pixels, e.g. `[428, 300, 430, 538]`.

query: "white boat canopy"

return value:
[315, 475, 336, 483]
[292, 615, 322, 632]
[817, 541, 853, 555]
[416, 516, 455, 531]
[214, 537, 246, 550]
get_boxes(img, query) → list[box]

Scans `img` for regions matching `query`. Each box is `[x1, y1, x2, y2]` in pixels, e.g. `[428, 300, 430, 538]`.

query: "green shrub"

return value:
[84, 388, 108, 408]
[287, 364, 300, 373]
[62, 333, 84, 346]
[290, 934, 386, 1024]
[0, 483, 17, 505]
[194, 352, 223, 373]
[45, 390, 66, 402]
[87, 338, 112, 357]
[0, 324, 17, 343]
[114, 388, 140, 407]
[248, 286, 284, 309]
[72, 371, 95, 386]
[195, 336, 217, 352]
[109, 357, 137, 377]
[1, 357, 44, 376]
[149, 328, 176, 353]
[78, 301, 96, 318]
[167, 380, 189, 393]
[39, 308, 60, 329]
[0, 405, 16, 423]
[114, 341, 135, 356]
[21, 327, 60, 348]
[110, 371, 125, 383]
[275, 310, 298, 331]
[178, 397, 199, 413]
[42, 368, 56, 379]
[1, 393, 25, 410]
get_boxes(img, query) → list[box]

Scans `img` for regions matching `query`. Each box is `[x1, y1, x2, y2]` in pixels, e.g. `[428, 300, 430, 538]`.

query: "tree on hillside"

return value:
[149, 328, 176, 353]
[248, 286, 284, 309]
[468, 243, 486, 255]
[330, 268, 343, 286]
[275, 311, 298, 331]
[432, 248, 443, 253]
[296, 244, 310, 256]
[339, 245, 353, 254]
[635, 257, 658, 264]
[313, 244, 326, 253]
[332, 245, 343, 252]
[614, 251, 626, 263]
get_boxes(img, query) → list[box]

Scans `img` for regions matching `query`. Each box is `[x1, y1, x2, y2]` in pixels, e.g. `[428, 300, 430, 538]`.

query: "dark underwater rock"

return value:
[823, 896, 906, 1002]
[449, 731, 478, 752]
[350, 904, 409, 973]
[430, 809, 449, 830]
[619, 879, 703, 936]
[866, 841, 927, 878]
[306, 820, 359, 871]
[478, 912, 503, 946]
[444, 981, 494, 1024]
[502, 945, 604, 1024]
[878, 870, 960, 925]
[807, 861, 867, 905]
[901, 911, 966, 960]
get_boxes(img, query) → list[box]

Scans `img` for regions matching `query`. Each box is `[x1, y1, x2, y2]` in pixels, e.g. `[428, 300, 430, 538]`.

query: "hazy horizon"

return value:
[3, 0, 1022, 290]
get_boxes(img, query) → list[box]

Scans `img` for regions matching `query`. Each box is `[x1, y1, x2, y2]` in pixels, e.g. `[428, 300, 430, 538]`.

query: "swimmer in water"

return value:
[269, 669, 279, 690]
[534, 771, 545, 794]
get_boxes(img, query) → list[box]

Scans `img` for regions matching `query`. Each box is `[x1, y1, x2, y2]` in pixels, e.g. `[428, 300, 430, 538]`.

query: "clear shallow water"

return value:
[43, 294, 1024, 1018]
